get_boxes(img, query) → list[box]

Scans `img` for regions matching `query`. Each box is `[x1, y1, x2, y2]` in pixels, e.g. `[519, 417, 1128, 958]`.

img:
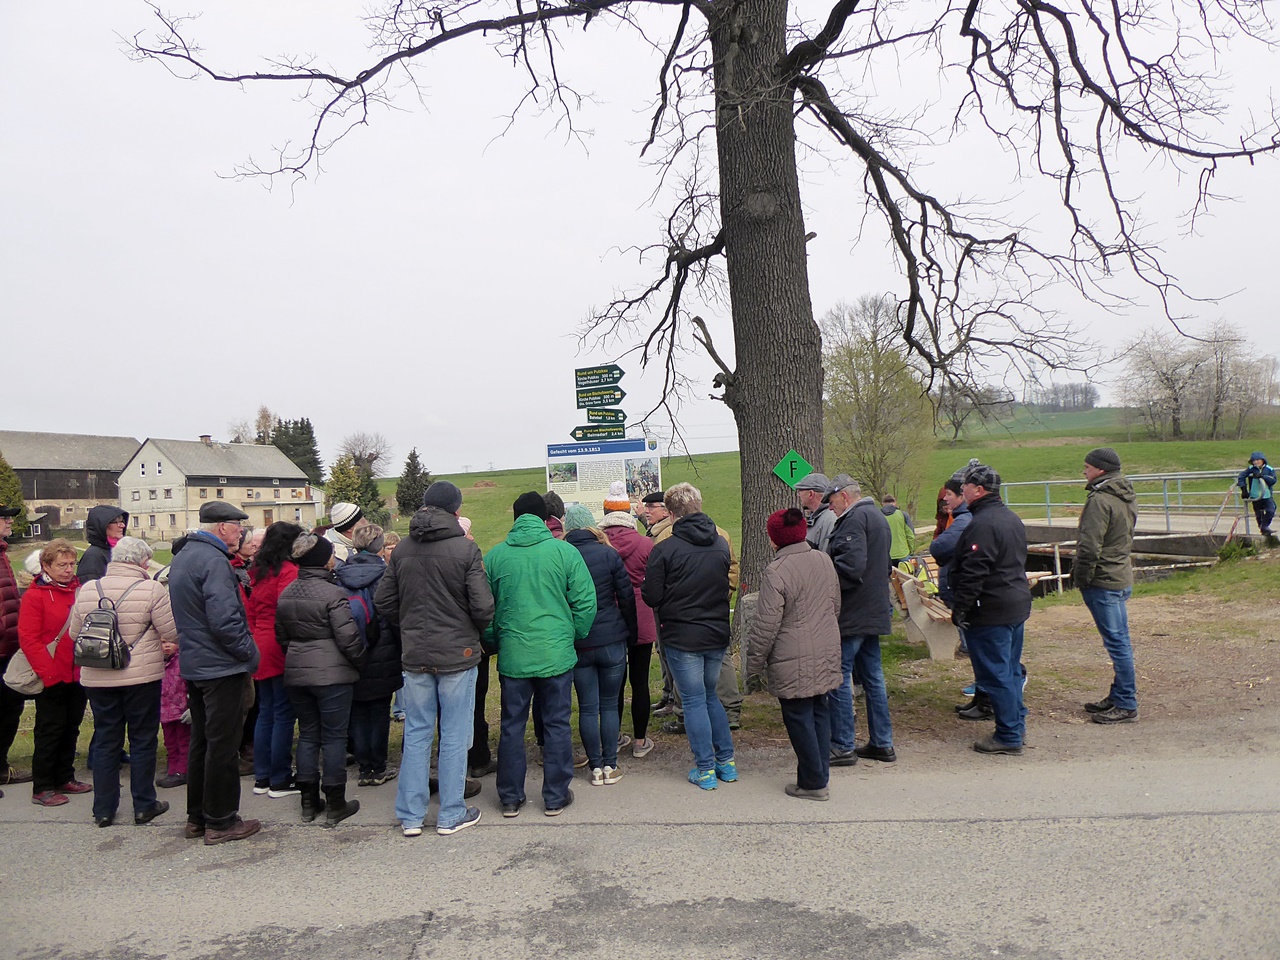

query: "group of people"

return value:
[0, 441, 1151, 837]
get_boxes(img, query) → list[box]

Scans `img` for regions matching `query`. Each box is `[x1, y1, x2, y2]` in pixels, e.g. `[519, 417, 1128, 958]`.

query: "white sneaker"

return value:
[602, 765, 623, 784]
[589, 767, 605, 786]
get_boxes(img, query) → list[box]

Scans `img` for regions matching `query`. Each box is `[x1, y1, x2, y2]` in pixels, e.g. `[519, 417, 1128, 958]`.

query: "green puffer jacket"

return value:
[484, 514, 597, 679]
[1075, 472, 1138, 590]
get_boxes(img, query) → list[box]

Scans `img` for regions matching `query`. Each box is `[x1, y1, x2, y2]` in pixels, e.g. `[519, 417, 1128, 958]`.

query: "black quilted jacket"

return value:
[275, 567, 366, 687]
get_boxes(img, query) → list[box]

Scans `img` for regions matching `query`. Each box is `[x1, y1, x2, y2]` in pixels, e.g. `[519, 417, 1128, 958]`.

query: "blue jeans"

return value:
[665, 647, 734, 772]
[574, 642, 627, 769]
[1081, 587, 1137, 710]
[498, 671, 574, 810]
[288, 684, 354, 788]
[86, 681, 160, 821]
[1252, 496, 1276, 532]
[351, 695, 393, 778]
[966, 622, 1028, 746]
[252, 675, 296, 788]
[828, 634, 893, 751]
[396, 668, 477, 831]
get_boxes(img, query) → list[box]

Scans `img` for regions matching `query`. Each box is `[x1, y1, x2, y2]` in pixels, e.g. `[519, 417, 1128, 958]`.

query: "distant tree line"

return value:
[1027, 382, 1100, 412]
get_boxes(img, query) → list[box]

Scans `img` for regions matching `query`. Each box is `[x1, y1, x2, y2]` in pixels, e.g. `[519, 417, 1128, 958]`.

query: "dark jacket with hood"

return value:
[826, 497, 893, 636]
[642, 512, 732, 653]
[374, 506, 494, 676]
[1075, 471, 1138, 591]
[564, 528, 638, 651]
[77, 505, 128, 583]
[948, 493, 1032, 627]
[0, 537, 20, 658]
[337, 550, 402, 700]
[169, 530, 260, 680]
[928, 500, 971, 605]
[276, 566, 366, 686]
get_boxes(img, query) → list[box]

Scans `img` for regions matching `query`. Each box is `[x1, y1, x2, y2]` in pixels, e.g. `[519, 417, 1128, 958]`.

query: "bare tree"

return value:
[254, 405, 279, 445]
[226, 418, 253, 444]
[128, 0, 1280, 586]
[339, 432, 392, 477]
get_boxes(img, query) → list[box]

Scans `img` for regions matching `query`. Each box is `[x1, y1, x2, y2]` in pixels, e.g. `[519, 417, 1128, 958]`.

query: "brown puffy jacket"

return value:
[744, 542, 842, 700]
[69, 561, 178, 688]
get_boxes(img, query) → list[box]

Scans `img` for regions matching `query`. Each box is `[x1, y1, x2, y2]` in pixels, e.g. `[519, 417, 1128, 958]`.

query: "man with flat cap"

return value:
[168, 501, 262, 844]
[1076, 447, 1139, 725]
[795, 473, 835, 553]
[0, 503, 32, 792]
[642, 491, 672, 540]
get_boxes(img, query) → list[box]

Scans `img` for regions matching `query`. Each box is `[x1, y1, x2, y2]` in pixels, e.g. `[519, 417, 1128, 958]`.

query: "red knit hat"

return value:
[767, 508, 808, 548]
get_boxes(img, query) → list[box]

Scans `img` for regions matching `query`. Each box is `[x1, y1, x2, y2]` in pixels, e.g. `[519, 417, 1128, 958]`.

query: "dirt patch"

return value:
[471, 480, 498, 488]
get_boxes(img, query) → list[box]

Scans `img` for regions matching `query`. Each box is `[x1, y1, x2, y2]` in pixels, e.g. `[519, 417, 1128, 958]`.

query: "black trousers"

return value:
[618, 643, 654, 741]
[0, 652, 28, 767]
[186, 673, 253, 830]
[350, 695, 392, 777]
[32, 681, 87, 793]
[779, 694, 832, 790]
[468, 654, 492, 769]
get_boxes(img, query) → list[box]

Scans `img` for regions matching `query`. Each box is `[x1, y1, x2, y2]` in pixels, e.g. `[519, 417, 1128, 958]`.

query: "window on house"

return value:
[216, 489, 224, 499]
[246, 489, 253, 498]
[164, 489, 172, 499]
[149, 490, 157, 500]
[132, 491, 141, 502]
[140, 462, 146, 476]
[169, 514, 176, 526]
[133, 516, 140, 527]
[198, 488, 207, 499]
[29, 523, 41, 537]
[157, 462, 163, 475]
[219, 477, 227, 484]
[149, 514, 156, 528]
[272, 479, 280, 485]
[273, 489, 280, 499]
[295, 508, 302, 522]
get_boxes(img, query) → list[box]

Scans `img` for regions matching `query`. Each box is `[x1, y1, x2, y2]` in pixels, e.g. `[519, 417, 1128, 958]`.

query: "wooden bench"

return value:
[891, 567, 958, 660]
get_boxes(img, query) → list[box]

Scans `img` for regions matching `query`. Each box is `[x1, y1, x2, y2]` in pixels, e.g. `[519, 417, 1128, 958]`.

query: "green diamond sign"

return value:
[773, 450, 814, 488]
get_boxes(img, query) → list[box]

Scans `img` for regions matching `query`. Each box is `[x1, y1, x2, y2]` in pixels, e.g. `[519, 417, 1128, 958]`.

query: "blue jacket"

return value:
[565, 529, 638, 650]
[1237, 454, 1276, 502]
[928, 501, 971, 605]
[169, 531, 260, 680]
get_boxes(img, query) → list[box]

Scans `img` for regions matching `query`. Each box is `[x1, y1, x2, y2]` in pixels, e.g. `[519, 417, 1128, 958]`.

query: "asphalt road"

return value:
[3, 710, 1278, 960]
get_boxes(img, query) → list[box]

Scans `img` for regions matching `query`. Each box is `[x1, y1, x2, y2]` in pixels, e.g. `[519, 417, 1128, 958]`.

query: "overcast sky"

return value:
[3, 1, 1277, 475]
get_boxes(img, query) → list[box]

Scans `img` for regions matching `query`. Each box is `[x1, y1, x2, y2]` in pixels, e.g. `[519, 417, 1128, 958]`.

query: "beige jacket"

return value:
[69, 561, 178, 688]
[744, 542, 842, 700]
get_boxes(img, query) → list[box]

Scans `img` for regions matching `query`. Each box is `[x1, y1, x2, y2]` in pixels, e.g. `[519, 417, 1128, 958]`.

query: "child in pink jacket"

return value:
[158, 639, 189, 788]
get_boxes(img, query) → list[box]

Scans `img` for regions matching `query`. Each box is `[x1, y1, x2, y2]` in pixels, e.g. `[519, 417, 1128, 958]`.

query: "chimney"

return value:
[199, 435, 212, 446]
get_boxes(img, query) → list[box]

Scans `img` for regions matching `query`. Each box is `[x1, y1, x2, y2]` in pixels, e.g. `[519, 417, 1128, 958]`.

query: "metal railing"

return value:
[1001, 470, 1254, 534]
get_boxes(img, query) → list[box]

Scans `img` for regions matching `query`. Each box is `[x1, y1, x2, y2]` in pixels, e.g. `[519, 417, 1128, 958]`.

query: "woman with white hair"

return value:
[69, 536, 179, 827]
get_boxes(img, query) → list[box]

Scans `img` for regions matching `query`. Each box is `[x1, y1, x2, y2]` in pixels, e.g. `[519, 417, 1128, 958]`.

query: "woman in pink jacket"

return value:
[245, 522, 304, 797]
[599, 510, 658, 758]
[18, 539, 87, 807]
[70, 536, 178, 827]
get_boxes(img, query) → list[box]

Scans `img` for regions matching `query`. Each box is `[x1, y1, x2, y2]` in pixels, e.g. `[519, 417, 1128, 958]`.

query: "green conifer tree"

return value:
[395, 448, 433, 518]
[0, 452, 28, 538]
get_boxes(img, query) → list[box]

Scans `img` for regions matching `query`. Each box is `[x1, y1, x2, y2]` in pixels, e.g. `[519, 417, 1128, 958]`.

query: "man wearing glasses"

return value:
[168, 502, 262, 844]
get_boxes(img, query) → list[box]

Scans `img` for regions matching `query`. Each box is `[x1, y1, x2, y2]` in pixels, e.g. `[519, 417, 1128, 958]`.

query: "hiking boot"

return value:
[32, 791, 69, 807]
[368, 768, 398, 786]
[1083, 696, 1114, 714]
[829, 749, 859, 767]
[715, 758, 738, 783]
[135, 800, 170, 825]
[299, 781, 325, 823]
[661, 718, 686, 735]
[958, 698, 995, 721]
[855, 744, 897, 763]
[437, 807, 482, 836]
[1092, 706, 1138, 724]
[156, 773, 187, 789]
[204, 817, 262, 845]
[973, 735, 1023, 756]
[322, 785, 360, 827]
[688, 767, 717, 791]
[785, 783, 830, 802]
[544, 789, 575, 816]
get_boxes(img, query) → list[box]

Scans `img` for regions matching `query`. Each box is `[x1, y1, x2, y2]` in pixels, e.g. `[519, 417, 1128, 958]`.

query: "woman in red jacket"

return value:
[18, 539, 90, 806]
[245, 522, 303, 798]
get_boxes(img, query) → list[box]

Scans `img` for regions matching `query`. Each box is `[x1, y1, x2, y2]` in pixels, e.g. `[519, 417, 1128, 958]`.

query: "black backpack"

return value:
[73, 580, 145, 670]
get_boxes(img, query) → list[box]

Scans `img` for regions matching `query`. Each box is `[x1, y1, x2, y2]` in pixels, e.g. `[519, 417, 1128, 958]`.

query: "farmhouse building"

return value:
[118, 436, 322, 538]
[0, 430, 141, 528]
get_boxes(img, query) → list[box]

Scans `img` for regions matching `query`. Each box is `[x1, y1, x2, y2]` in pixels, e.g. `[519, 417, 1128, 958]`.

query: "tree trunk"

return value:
[708, 0, 824, 592]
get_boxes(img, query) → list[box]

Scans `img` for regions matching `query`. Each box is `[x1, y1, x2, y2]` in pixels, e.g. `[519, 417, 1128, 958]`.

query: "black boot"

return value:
[323, 784, 360, 827]
[299, 782, 324, 823]
[957, 692, 995, 721]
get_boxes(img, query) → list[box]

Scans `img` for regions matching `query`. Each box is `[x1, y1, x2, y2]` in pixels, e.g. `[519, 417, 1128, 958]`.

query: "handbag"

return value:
[73, 581, 144, 670]
[3, 614, 72, 696]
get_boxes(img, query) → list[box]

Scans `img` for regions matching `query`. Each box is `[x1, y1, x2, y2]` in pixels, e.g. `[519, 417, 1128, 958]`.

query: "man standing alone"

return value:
[824, 474, 896, 765]
[1076, 448, 1139, 725]
[168, 502, 262, 844]
[949, 464, 1032, 755]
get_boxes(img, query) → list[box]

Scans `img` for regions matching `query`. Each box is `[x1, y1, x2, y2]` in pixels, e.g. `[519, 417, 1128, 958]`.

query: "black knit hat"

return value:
[1085, 447, 1121, 472]
[513, 491, 549, 520]
[422, 480, 463, 513]
[295, 535, 334, 568]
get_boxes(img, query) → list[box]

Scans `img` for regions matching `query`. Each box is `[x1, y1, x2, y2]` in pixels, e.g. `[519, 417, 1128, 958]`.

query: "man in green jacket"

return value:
[1075, 447, 1139, 725]
[881, 495, 916, 568]
[486, 492, 596, 817]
